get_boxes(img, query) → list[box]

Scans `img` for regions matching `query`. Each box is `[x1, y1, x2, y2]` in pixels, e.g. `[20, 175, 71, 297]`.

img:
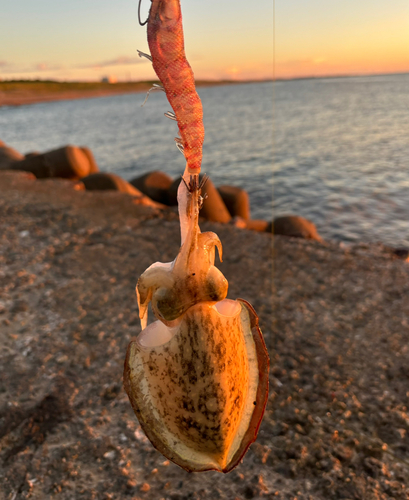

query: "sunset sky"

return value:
[1, 0, 409, 82]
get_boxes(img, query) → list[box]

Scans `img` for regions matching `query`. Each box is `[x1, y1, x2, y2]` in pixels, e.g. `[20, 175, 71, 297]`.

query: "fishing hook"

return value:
[138, 0, 149, 26]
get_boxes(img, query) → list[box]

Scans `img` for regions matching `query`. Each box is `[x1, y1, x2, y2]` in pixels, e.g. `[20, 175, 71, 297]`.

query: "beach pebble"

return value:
[13, 145, 91, 179]
[271, 215, 322, 241]
[392, 247, 409, 260]
[103, 450, 116, 460]
[218, 185, 251, 220]
[10, 299, 29, 313]
[129, 170, 172, 204]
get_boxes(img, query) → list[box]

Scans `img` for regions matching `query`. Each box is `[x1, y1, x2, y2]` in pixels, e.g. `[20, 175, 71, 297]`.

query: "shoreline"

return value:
[2, 71, 408, 108]
[0, 88, 151, 107]
[0, 80, 243, 107]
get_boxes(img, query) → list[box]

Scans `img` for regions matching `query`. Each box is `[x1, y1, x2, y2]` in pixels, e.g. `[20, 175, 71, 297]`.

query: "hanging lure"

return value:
[138, 0, 204, 174]
[124, 0, 269, 473]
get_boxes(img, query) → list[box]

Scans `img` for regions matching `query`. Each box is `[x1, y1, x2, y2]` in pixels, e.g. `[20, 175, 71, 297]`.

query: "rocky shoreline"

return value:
[0, 141, 324, 241]
[1, 169, 409, 499]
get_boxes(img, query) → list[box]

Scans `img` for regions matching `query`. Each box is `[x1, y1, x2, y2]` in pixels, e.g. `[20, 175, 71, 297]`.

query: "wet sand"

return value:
[1, 170, 408, 499]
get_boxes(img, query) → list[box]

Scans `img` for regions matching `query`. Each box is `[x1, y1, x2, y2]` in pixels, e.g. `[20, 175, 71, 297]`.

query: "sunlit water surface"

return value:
[1, 73, 408, 246]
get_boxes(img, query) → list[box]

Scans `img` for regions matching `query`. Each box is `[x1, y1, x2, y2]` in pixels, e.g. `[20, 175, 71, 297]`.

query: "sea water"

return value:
[1, 73, 408, 247]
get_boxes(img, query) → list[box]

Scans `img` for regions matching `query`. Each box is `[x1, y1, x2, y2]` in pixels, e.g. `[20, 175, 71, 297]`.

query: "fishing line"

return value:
[271, 0, 277, 339]
[272, 0, 276, 83]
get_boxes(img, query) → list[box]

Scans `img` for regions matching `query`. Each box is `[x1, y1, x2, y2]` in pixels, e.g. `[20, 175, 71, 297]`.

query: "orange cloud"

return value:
[78, 56, 148, 69]
[35, 63, 62, 71]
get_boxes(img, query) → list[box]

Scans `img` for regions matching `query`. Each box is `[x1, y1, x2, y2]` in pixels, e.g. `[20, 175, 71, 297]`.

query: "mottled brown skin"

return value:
[143, 303, 247, 454]
[125, 178, 269, 472]
[124, 300, 269, 472]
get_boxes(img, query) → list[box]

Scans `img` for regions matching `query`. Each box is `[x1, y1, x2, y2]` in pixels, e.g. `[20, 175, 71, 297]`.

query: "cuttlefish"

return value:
[124, 172, 269, 473]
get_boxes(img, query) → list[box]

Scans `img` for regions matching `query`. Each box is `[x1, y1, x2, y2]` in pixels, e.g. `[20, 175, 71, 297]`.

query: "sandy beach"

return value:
[0, 82, 150, 107]
[0, 89, 148, 107]
[1, 170, 408, 499]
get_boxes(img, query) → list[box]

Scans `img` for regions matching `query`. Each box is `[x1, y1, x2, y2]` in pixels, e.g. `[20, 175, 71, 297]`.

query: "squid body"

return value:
[124, 173, 269, 472]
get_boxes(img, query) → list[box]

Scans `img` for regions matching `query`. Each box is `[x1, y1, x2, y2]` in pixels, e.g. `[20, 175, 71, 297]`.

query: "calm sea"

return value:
[1, 73, 408, 247]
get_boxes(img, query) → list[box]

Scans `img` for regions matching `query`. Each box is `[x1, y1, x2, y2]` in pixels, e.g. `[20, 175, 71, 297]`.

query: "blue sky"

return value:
[1, 0, 408, 81]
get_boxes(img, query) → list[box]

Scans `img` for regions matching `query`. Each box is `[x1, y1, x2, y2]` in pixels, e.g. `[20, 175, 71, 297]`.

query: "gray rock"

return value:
[218, 185, 251, 220]
[129, 170, 172, 204]
[13, 145, 91, 179]
[81, 172, 145, 196]
[271, 215, 322, 241]
[80, 147, 99, 174]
